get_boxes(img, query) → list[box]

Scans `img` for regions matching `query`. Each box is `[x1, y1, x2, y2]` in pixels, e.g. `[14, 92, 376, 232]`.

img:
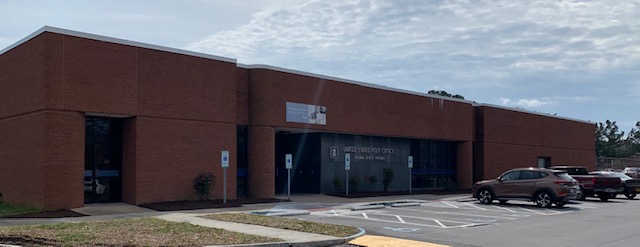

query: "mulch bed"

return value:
[2, 209, 87, 219]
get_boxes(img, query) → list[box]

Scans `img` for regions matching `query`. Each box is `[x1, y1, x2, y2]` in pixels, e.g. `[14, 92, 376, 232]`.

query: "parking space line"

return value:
[329, 213, 449, 228]
[463, 202, 488, 210]
[374, 212, 487, 228]
[434, 220, 446, 228]
[396, 215, 406, 223]
[492, 205, 517, 213]
[519, 207, 548, 215]
[442, 201, 459, 209]
[362, 213, 369, 219]
[392, 207, 518, 220]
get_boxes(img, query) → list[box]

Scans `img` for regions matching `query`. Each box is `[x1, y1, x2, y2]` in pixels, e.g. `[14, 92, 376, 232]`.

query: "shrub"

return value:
[333, 175, 343, 192]
[349, 175, 361, 192]
[193, 172, 215, 200]
[364, 175, 378, 185]
[382, 168, 394, 192]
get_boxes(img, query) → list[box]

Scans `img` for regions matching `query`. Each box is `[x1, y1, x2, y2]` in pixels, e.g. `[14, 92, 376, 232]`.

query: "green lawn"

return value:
[0, 203, 40, 217]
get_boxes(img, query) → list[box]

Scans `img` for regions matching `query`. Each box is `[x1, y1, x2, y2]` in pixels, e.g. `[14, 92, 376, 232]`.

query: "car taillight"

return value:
[555, 180, 572, 185]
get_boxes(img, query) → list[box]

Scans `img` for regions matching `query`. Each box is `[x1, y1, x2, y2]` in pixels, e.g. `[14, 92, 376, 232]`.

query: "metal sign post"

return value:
[221, 150, 229, 204]
[285, 154, 292, 200]
[345, 153, 351, 196]
[408, 156, 413, 193]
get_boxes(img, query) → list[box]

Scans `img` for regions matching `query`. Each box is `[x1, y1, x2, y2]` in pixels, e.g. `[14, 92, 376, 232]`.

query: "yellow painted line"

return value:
[349, 235, 450, 247]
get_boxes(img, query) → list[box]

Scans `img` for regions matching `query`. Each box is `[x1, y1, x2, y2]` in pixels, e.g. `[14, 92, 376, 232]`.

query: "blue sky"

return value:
[1, 0, 639, 133]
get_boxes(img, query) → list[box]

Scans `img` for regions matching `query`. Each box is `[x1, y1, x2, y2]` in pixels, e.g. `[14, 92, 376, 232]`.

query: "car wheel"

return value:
[577, 187, 586, 201]
[535, 191, 553, 208]
[499, 200, 508, 205]
[625, 191, 637, 199]
[597, 192, 610, 202]
[477, 189, 494, 204]
[610, 193, 618, 199]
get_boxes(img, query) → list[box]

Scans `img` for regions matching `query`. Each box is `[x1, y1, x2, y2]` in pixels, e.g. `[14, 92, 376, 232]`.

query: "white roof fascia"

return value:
[239, 63, 473, 105]
[0, 26, 236, 63]
[472, 103, 594, 125]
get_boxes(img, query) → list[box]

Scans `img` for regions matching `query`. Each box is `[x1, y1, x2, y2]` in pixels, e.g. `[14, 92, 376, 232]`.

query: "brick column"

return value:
[44, 111, 85, 210]
[456, 141, 473, 190]
[247, 126, 275, 199]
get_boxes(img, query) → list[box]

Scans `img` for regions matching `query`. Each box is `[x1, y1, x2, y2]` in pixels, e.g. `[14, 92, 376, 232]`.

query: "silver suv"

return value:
[623, 167, 640, 179]
[472, 167, 580, 208]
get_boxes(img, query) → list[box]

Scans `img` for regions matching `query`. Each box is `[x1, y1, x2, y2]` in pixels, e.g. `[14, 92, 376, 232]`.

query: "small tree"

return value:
[193, 172, 215, 200]
[382, 168, 394, 192]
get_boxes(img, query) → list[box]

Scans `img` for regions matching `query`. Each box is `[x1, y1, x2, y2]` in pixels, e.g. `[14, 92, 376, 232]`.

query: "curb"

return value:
[211, 227, 367, 247]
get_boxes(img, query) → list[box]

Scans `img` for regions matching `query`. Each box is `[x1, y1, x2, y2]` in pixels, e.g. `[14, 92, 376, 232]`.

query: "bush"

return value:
[193, 172, 215, 200]
[349, 175, 361, 192]
[333, 175, 343, 192]
[382, 168, 394, 192]
[364, 175, 378, 185]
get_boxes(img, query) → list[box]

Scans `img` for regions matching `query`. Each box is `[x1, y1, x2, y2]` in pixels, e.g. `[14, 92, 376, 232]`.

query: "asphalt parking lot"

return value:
[288, 197, 640, 247]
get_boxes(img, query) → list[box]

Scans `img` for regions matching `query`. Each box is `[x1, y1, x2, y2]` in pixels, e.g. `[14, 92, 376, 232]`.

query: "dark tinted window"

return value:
[519, 171, 540, 180]
[501, 171, 520, 181]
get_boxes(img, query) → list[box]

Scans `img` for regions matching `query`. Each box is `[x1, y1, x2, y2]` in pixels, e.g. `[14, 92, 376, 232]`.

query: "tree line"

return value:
[596, 120, 640, 158]
[426, 90, 640, 158]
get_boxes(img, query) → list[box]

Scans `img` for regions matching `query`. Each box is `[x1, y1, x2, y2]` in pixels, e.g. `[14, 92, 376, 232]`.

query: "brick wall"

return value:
[43, 111, 84, 209]
[131, 117, 237, 204]
[0, 113, 47, 208]
[248, 68, 475, 141]
[476, 106, 596, 180]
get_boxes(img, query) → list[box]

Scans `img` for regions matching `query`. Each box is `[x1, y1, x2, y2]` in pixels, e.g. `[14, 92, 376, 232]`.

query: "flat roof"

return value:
[1, 26, 593, 125]
[0, 26, 236, 63]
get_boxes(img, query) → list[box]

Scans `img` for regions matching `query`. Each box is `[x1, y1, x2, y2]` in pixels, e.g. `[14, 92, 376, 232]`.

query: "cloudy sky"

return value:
[1, 0, 639, 132]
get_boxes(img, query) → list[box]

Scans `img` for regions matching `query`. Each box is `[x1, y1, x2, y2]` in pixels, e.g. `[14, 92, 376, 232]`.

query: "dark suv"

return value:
[472, 167, 580, 208]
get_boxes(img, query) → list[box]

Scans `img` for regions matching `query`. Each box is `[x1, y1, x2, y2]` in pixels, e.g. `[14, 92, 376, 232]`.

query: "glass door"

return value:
[84, 117, 123, 203]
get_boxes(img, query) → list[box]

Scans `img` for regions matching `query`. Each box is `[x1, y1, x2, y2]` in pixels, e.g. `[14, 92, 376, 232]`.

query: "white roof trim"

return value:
[473, 103, 594, 125]
[0, 26, 236, 63]
[239, 63, 473, 104]
[1, 27, 593, 126]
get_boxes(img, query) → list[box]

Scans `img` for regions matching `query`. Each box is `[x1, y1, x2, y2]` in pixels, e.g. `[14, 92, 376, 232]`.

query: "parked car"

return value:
[472, 167, 580, 208]
[623, 167, 640, 179]
[549, 165, 623, 201]
[590, 171, 640, 199]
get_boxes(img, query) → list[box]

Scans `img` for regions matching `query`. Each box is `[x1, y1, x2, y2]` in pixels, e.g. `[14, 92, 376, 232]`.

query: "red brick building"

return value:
[0, 27, 595, 210]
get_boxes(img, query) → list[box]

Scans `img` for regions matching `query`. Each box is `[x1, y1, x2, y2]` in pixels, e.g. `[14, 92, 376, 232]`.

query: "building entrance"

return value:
[84, 117, 123, 203]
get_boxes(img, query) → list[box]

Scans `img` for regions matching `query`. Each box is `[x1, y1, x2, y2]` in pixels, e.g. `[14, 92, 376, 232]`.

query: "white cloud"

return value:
[1, 0, 638, 128]
[186, 0, 640, 86]
[499, 97, 555, 108]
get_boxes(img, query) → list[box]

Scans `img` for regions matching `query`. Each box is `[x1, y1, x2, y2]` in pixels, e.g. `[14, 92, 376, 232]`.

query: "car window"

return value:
[555, 173, 574, 181]
[519, 171, 540, 180]
[501, 171, 520, 181]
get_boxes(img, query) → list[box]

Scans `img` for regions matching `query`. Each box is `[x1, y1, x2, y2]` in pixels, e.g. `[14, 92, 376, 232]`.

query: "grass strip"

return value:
[0, 217, 280, 246]
[0, 203, 40, 217]
[203, 213, 361, 237]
